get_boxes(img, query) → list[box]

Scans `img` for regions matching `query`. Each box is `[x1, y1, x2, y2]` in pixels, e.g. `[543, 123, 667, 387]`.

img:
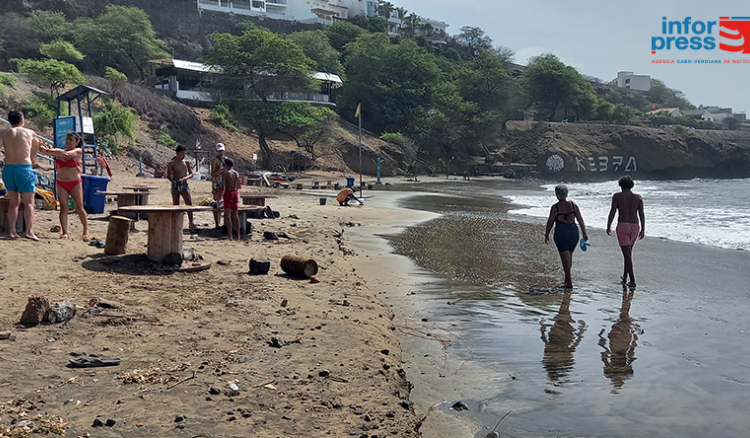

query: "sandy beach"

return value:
[0, 164, 428, 438]
[4, 167, 750, 438]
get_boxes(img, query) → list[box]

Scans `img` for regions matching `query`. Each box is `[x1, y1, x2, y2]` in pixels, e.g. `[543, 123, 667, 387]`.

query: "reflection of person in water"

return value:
[540, 290, 587, 382]
[598, 289, 642, 391]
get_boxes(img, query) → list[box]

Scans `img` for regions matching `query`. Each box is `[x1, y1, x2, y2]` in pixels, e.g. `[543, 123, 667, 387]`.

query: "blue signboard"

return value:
[54, 116, 77, 149]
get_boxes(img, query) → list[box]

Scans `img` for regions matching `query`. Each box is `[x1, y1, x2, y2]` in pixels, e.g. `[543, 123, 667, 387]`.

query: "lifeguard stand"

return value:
[54, 85, 111, 214]
[55, 85, 110, 174]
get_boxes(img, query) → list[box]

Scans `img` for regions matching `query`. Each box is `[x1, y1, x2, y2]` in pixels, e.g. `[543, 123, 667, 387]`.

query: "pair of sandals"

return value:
[89, 238, 106, 248]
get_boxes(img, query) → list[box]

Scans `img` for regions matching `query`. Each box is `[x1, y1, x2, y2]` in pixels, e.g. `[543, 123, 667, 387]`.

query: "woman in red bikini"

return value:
[39, 132, 89, 239]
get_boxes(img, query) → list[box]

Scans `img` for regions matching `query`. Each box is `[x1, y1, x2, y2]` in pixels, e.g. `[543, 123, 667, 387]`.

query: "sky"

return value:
[395, 0, 749, 113]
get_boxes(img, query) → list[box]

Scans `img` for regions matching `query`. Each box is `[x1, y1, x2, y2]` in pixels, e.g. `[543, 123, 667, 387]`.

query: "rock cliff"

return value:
[505, 121, 750, 180]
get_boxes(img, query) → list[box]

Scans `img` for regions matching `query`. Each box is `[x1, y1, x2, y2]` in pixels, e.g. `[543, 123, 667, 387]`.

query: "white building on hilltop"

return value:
[612, 71, 651, 92]
[196, 0, 378, 24]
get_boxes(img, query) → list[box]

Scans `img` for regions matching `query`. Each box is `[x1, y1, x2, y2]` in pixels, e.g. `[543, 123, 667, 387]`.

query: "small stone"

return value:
[280, 299, 288, 307]
[451, 401, 470, 411]
[228, 416, 237, 421]
[364, 414, 372, 421]
[0, 331, 10, 340]
[282, 415, 292, 420]
[242, 412, 252, 418]
[174, 415, 184, 423]
[209, 387, 221, 395]
[318, 370, 330, 377]
[105, 419, 116, 427]
[92, 418, 104, 427]
[227, 411, 235, 416]
[399, 401, 411, 409]
[380, 349, 389, 355]
[269, 337, 283, 348]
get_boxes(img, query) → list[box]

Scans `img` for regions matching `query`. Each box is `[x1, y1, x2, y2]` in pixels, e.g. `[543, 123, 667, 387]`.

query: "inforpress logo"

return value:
[720, 17, 750, 53]
[651, 16, 750, 54]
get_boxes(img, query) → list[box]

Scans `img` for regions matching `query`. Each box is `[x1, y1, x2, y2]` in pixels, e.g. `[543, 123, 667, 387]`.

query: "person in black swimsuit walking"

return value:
[544, 184, 589, 289]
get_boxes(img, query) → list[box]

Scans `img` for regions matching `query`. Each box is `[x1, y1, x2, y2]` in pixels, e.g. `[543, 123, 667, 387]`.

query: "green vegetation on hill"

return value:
[0, 2, 724, 172]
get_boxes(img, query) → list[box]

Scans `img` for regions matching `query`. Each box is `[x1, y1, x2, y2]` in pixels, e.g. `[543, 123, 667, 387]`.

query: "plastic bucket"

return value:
[319, 198, 326, 205]
[81, 175, 110, 214]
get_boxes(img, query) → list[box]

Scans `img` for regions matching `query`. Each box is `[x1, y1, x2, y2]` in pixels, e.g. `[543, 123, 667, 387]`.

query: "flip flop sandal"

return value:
[67, 358, 121, 368]
[96, 240, 106, 248]
[89, 239, 100, 247]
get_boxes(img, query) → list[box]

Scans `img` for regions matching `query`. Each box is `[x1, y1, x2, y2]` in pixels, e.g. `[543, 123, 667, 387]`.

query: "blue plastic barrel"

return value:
[81, 175, 110, 214]
[346, 176, 355, 188]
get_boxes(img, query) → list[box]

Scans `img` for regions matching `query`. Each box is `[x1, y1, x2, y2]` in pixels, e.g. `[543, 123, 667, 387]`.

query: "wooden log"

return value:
[147, 212, 184, 262]
[280, 254, 318, 278]
[104, 215, 132, 255]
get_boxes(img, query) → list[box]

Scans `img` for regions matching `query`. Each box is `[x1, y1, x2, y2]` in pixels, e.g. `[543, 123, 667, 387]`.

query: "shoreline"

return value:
[346, 180, 750, 438]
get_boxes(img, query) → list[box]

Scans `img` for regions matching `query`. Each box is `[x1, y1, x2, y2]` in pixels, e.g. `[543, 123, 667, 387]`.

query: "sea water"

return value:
[507, 178, 750, 251]
[365, 178, 750, 438]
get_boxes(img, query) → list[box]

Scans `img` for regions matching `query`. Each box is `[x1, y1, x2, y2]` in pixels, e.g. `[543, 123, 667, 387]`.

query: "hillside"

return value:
[0, 73, 408, 178]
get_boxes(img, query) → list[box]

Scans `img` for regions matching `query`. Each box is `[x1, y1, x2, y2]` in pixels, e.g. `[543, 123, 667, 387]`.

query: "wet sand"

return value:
[346, 182, 750, 438]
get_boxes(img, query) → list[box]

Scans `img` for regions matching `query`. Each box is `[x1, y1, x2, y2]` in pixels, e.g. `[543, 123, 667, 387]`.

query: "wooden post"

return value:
[147, 212, 184, 262]
[104, 216, 132, 255]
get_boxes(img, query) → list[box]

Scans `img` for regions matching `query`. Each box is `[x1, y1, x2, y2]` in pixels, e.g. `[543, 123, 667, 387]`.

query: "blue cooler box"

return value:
[81, 175, 110, 214]
[346, 176, 355, 188]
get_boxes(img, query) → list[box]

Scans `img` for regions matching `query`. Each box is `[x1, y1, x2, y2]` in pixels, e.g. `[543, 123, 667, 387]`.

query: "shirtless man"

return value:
[210, 143, 226, 228]
[606, 175, 645, 287]
[167, 145, 196, 229]
[0, 110, 41, 240]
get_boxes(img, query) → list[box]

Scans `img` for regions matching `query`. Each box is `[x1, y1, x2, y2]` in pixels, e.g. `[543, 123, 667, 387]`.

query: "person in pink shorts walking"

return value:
[606, 175, 645, 287]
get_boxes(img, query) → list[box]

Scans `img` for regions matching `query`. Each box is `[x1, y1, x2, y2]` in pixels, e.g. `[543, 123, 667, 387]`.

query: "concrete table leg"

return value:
[146, 211, 183, 262]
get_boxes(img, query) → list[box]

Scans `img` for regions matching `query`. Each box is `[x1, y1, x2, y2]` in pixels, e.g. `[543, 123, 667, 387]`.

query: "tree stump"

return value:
[105, 215, 132, 255]
[280, 254, 318, 278]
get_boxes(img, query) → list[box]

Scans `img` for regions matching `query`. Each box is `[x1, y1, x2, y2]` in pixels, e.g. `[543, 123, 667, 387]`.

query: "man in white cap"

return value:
[210, 143, 227, 228]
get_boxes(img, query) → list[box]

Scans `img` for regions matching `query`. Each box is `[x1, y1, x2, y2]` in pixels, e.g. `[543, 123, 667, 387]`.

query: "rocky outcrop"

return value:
[505, 121, 750, 181]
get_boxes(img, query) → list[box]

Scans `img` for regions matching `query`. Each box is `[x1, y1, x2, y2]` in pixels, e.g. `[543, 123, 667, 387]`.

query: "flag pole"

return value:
[357, 103, 365, 203]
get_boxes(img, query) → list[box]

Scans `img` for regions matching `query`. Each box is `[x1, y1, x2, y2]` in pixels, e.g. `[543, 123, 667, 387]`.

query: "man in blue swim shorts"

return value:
[1, 110, 42, 240]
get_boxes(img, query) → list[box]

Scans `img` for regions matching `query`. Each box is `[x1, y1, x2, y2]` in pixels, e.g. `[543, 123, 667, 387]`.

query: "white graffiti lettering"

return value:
[576, 157, 586, 171]
[624, 156, 637, 172]
[587, 157, 597, 171]
[574, 155, 635, 172]
[612, 156, 624, 171]
[599, 156, 608, 172]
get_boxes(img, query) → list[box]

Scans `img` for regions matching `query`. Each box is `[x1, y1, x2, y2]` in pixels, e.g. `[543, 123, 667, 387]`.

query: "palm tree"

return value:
[378, 1, 394, 19]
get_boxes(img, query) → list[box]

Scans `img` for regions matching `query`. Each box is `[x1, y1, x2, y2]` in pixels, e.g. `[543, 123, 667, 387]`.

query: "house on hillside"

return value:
[196, 0, 378, 24]
[682, 105, 746, 125]
[150, 59, 342, 106]
[645, 107, 682, 118]
[612, 71, 651, 92]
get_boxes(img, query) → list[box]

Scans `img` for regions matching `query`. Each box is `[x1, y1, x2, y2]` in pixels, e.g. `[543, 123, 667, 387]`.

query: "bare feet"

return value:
[8, 233, 20, 239]
[60, 234, 69, 240]
[25, 233, 40, 241]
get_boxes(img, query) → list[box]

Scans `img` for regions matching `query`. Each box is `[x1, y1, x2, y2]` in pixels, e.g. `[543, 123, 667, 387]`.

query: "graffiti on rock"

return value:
[546, 155, 637, 172]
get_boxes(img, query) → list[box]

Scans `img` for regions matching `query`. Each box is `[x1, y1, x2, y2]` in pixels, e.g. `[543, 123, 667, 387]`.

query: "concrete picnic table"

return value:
[99, 191, 151, 220]
[122, 186, 158, 192]
[117, 205, 213, 262]
[240, 194, 278, 206]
